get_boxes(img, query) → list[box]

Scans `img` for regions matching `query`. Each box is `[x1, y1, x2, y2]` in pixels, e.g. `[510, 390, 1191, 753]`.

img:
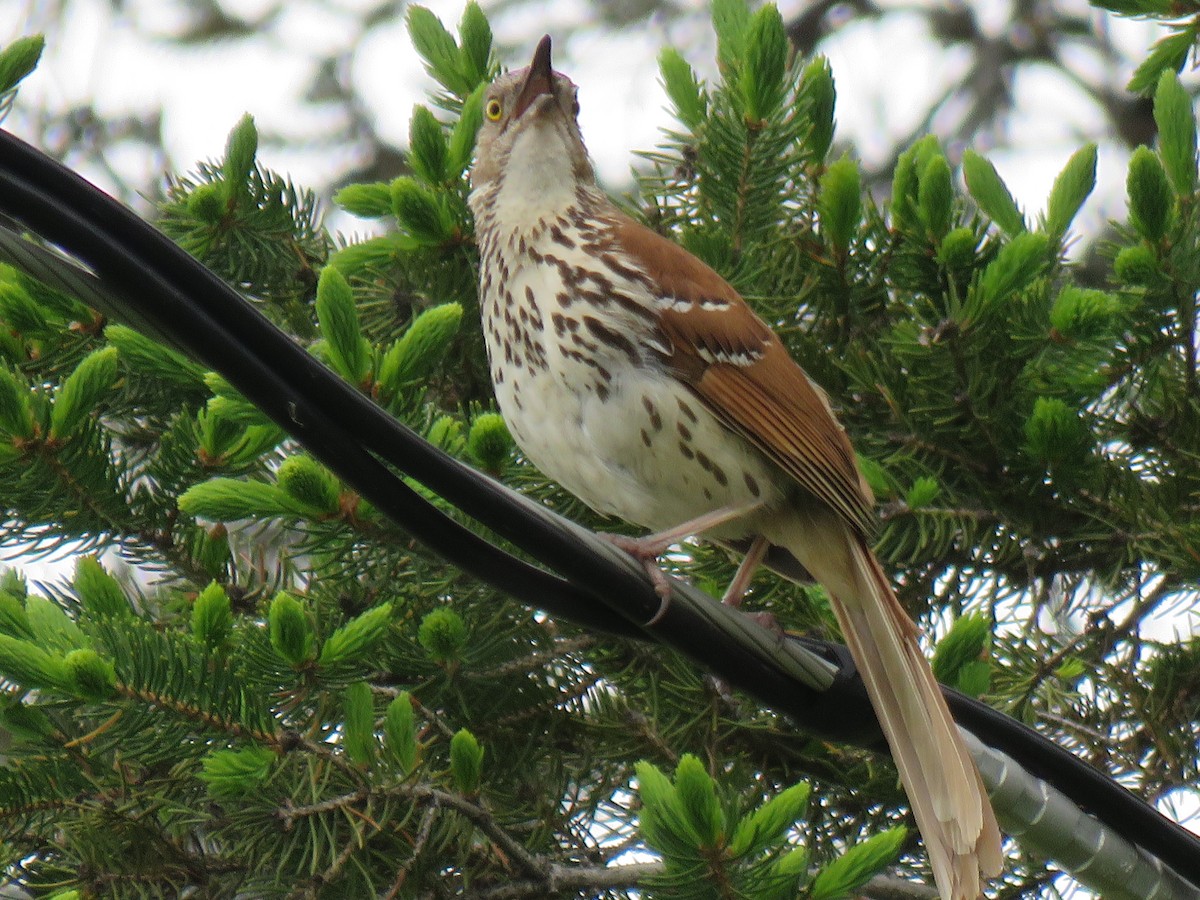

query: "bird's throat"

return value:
[490, 126, 585, 229]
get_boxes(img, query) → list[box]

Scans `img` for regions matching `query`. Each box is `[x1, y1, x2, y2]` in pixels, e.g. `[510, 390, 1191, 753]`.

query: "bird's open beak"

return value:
[512, 35, 555, 120]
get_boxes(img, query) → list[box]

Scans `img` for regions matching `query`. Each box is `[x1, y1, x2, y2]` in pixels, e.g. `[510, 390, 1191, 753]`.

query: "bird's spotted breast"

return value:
[475, 201, 783, 532]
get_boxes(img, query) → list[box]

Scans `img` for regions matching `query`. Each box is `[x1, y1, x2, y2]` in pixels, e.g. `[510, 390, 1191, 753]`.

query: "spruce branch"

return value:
[112, 681, 281, 748]
[380, 801, 440, 899]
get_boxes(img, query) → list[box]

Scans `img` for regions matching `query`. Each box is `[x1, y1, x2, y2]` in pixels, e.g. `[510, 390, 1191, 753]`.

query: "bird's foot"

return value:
[598, 533, 675, 626]
[746, 609, 782, 634]
[598, 506, 769, 626]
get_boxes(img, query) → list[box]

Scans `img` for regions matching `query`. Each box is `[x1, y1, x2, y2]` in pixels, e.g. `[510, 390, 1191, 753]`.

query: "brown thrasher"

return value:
[469, 36, 1002, 899]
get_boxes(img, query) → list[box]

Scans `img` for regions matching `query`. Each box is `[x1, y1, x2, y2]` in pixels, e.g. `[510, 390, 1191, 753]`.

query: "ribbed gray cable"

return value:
[964, 731, 1200, 899]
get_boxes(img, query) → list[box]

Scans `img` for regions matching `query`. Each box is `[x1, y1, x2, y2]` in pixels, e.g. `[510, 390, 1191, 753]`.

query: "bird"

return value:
[468, 35, 1003, 899]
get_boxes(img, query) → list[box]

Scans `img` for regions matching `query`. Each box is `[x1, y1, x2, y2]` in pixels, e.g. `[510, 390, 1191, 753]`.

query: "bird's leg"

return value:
[721, 535, 782, 632]
[598, 503, 765, 626]
[602, 501, 764, 565]
[722, 534, 768, 607]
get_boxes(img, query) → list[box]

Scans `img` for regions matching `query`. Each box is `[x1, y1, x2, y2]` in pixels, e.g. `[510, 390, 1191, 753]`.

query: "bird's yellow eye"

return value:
[485, 99, 503, 121]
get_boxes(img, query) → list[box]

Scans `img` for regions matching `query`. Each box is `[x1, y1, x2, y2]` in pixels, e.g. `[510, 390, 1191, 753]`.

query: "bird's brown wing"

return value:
[611, 216, 876, 536]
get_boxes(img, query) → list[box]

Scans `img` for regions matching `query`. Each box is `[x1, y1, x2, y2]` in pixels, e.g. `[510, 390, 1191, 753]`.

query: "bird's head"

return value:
[470, 35, 594, 195]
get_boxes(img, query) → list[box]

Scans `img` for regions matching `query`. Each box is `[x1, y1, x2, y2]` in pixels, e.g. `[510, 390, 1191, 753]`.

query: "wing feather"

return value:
[610, 215, 876, 535]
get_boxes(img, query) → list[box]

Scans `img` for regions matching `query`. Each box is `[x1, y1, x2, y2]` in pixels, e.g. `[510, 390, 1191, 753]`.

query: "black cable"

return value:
[2, 127, 1198, 884]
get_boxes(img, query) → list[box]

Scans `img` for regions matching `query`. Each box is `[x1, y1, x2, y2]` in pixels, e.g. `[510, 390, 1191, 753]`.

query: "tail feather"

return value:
[776, 513, 1002, 900]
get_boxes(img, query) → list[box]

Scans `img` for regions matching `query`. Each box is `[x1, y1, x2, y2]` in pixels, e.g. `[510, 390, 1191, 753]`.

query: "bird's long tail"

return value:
[778, 512, 1003, 900]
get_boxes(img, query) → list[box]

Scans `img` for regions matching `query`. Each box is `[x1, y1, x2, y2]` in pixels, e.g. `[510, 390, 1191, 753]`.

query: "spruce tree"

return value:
[0, 3, 1198, 897]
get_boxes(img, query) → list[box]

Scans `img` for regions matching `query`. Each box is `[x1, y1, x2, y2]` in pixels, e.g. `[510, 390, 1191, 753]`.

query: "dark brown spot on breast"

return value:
[570, 332, 598, 352]
[641, 428, 652, 447]
[550, 223, 576, 248]
[600, 251, 651, 287]
[677, 421, 692, 441]
[584, 270, 614, 295]
[575, 288, 607, 308]
[677, 398, 698, 422]
[541, 252, 581, 290]
[583, 316, 638, 362]
[609, 291, 656, 323]
[642, 396, 662, 431]
[559, 259, 582, 289]
[743, 472, 761, 497]
[678, 441, 694, 459]
[524, 286, 541, 316]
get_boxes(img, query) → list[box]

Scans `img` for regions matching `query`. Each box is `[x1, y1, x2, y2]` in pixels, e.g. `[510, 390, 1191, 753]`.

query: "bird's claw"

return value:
[598, 533, 674, 626]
